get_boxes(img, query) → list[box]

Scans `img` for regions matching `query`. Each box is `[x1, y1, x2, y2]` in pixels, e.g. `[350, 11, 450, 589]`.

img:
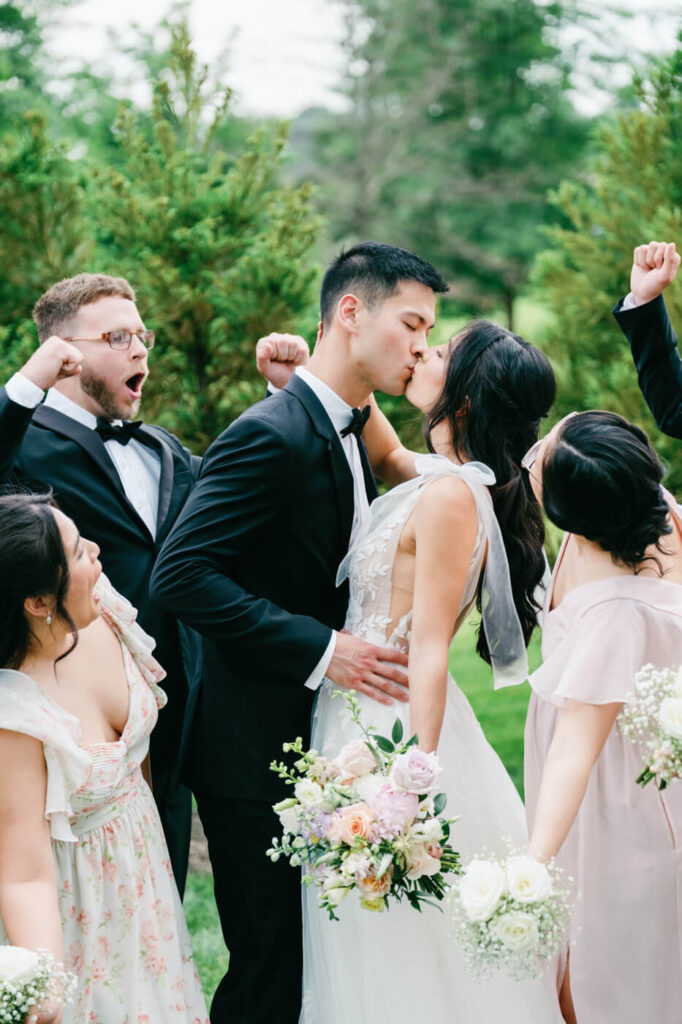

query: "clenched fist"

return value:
[630, 240, 681, 306]
[256, 333, 309, 390]
[20, 337, 83, 391]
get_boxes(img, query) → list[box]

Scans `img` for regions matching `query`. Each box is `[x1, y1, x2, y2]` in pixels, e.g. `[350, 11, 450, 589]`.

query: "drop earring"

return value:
[46, 613, 52, 625]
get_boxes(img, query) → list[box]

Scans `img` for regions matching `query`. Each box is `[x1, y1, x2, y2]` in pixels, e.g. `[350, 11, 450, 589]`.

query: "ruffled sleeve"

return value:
[0, 670, 91, 842]
[94, 574, 167, 710]
[530, 594, 679, 708]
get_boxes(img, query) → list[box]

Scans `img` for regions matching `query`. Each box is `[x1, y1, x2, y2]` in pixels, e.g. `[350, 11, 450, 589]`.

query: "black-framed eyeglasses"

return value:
[64, 329, 156, 351]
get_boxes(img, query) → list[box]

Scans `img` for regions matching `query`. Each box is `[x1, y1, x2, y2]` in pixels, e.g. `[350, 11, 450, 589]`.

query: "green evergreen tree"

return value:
[91, 23, 320, 450]
[296, 0, 590, 327]
[0, 111, 92, 373]
[534, 44, 682, 489]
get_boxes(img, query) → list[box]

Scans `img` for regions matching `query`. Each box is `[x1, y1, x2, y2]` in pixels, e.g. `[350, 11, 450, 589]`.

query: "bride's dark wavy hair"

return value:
[424, 320, 556, 663]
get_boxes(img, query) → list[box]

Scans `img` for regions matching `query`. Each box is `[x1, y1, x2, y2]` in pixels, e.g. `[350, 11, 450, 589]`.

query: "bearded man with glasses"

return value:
[0, 272, 306, 897]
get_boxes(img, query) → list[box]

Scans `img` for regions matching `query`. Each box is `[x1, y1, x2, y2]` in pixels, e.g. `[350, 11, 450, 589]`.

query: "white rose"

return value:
[405, 844, 442, 880]
[389, 749, 442, 794]
[411, 817, 444, 844]
[505, 856, 552, 904]
[0, 945, 40, 983]
[458, 860, 506, 921]
[353, 773, 385, 804]
[659, 697, 682, 741]
[335, 740, 377, 778]
[489, 911, 539, 952]
[294, 779, 325, 808]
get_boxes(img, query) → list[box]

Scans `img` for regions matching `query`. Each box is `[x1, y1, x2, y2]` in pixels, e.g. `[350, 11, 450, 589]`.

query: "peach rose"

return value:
[337, 803, 375, 845]
[356, 869, 393, 899]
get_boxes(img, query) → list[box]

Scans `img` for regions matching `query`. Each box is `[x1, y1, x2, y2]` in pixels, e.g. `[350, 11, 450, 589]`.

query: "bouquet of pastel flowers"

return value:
[448, 852, 573, 980]
[267, 692, 460, 919]
[0, 946, 77, 1023]
[619, 664, 682, 789]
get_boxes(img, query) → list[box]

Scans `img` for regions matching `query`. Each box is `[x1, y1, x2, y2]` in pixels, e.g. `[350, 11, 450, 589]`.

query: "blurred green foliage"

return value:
[0, 18, 321, 451]
[534, 43, 682, 491]
[291, 0, 591, 329]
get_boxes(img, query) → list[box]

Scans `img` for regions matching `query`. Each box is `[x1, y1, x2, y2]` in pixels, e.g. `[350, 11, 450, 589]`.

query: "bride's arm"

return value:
[408, 476, 478, 752]
[528, 699, 621, 861]
[362, 395, 418, 486]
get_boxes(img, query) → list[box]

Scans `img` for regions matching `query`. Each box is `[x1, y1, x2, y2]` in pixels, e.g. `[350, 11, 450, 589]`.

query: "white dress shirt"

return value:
[5, 372, 162, 537]
[292, 367, 373, 691]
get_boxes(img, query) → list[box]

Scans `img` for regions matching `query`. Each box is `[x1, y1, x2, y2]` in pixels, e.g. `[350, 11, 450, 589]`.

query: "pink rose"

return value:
[370, 785, 419, 837]
[389, 749, 441, 794]
[335, 740, 377, 778]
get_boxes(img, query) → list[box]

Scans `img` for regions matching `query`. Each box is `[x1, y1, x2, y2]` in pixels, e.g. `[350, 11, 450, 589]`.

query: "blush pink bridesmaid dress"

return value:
[525, 503, 682, 1024]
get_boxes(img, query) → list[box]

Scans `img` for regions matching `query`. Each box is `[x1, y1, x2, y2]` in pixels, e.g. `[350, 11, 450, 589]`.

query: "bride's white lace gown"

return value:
[301, 456, 562, 1024]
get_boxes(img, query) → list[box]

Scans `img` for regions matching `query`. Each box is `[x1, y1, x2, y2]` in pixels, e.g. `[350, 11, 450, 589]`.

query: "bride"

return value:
[301, 320, 563, 1023]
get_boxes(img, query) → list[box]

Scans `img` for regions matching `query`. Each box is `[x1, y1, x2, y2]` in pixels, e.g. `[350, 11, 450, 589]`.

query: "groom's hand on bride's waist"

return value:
[326, 631, 409, 707]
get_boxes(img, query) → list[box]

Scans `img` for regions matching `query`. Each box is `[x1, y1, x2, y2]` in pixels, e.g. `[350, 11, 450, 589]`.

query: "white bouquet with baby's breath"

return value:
[448, 852, 572, 980]
[620, 664, 682, 789]
[0, 947, 76, 1023]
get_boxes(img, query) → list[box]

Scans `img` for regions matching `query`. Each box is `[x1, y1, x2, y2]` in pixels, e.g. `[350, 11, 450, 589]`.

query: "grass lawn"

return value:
[185, 615, 541, 1004]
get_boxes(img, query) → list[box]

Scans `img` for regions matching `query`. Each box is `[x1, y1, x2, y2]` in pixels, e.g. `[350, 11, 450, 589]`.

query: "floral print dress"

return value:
[0, 577, 209, 1023]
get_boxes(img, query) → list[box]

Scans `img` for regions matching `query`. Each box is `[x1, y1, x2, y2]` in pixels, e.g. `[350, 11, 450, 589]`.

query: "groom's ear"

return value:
[337, 292, 361, 332]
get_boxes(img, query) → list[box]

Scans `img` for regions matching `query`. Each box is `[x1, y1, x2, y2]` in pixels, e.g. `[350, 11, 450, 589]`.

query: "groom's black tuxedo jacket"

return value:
[0, 388, 203, 763]
[613, 294, 682, 439]
[151, 373, 378, 802]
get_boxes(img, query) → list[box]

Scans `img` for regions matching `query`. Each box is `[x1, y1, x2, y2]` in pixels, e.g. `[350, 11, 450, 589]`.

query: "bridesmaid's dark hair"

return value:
[541, 411, 672, 569]
[424, 320, 556, 663]
[0, 492, 77, 670]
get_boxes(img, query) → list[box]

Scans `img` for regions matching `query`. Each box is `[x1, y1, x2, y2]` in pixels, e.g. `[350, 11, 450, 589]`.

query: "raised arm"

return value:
[527, 699, 621, 862]
[408, 476, 477, 751]
[0, 337, 83, 483]
[613, 240, 682, 438]
[362, 394, 417, 486]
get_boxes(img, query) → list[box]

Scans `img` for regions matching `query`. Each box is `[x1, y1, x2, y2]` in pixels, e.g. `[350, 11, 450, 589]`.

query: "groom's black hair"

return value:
[320, 241, 448, 326]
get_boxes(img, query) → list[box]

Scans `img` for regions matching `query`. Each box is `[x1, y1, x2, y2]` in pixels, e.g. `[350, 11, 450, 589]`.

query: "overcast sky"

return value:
[48, 0, 680, 117]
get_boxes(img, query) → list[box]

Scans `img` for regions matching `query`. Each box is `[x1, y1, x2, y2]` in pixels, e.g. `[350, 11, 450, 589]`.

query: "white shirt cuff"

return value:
[5, 372, 45, 408]
[620, 292, 638, 311]
[304, 632, 336, 691]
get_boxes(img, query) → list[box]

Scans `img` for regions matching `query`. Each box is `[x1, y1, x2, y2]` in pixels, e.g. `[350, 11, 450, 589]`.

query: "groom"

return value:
[151, 242, 448, 1023]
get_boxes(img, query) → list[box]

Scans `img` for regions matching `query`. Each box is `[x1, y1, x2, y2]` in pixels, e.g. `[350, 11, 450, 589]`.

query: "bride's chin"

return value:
[404, 384, 425, 413]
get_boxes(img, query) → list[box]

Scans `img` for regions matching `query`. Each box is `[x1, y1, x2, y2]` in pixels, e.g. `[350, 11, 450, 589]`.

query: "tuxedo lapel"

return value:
[284, 375, 355, 546]
[33, 405, 155, 540]
[137, 426, 175, 539]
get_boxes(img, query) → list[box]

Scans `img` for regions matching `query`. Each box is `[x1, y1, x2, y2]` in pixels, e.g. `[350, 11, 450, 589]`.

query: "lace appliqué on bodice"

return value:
[337, 455, 530, 687]
[339, 456, 489, 650]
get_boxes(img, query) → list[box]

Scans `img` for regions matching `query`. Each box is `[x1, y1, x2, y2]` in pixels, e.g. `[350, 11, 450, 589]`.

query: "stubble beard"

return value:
[80, 366, 139, 421]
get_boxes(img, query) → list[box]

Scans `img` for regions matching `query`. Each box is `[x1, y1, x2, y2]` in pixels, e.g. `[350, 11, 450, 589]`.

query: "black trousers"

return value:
[150, 727, 192, 898]
[196, 791, 303, 1024]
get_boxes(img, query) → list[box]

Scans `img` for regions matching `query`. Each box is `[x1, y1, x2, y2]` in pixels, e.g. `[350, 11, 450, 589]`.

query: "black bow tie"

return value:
[340, 405, 371, 439]
[95, 418, 143, 445]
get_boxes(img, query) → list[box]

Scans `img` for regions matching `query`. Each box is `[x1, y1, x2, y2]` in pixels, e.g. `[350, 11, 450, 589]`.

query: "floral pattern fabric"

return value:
[0, 576, 209, 1023]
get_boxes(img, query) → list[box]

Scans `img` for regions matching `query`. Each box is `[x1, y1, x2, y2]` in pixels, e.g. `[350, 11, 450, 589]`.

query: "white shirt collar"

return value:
[295, 366, 353, 436]
[44, 388, 98, 430]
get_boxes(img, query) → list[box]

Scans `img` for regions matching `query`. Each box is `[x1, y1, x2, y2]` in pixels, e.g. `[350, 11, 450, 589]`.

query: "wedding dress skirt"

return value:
[300, 457, 561, 1023]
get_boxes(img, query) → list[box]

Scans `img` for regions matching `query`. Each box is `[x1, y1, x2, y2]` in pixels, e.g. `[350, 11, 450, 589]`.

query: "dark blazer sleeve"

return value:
[0, 387, 38, 484]
[613, 294, 682, 438]
[150, 413, 332, 684]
